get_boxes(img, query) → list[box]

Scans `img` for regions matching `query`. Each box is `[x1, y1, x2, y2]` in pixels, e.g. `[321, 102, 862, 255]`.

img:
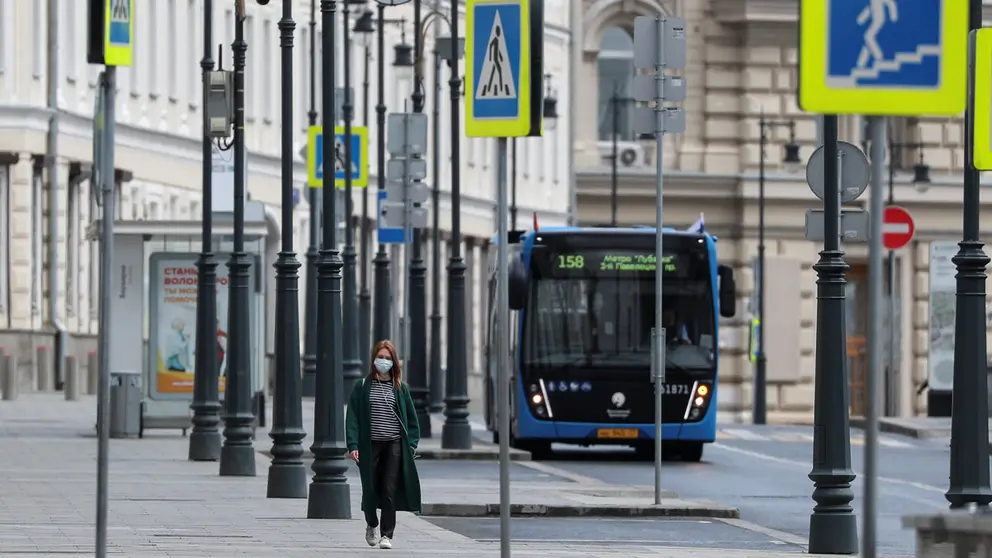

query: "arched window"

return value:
[597, 26, 635, 141]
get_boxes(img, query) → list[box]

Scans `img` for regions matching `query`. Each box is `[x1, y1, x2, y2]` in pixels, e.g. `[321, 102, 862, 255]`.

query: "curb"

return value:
[850, 417, 950, 440]
[421, 502, 739, 519]
[257, 448, 532, 462]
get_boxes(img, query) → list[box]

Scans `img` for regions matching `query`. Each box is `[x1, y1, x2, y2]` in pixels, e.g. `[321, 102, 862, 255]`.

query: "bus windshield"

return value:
[523, 246, 716, 370]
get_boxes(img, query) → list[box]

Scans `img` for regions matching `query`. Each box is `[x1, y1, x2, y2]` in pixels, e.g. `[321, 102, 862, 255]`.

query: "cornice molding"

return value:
[711, 0, 798, 27]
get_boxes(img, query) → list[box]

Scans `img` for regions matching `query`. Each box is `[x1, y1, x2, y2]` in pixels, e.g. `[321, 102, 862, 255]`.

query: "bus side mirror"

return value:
[508, 256, 527, 310]
[718, 264, 736, 318]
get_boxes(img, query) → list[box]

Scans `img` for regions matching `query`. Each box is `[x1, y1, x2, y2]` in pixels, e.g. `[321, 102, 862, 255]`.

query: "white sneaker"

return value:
[379, 536, 392, 549]
[365, 526, 379, 547]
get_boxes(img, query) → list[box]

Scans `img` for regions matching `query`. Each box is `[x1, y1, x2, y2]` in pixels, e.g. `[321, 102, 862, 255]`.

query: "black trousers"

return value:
[364, 439, 401, 538]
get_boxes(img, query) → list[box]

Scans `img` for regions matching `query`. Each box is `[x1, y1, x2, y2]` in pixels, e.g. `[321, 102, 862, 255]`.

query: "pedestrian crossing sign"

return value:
[306, 125, 369, 188]
[971, 29, 992, 170]
[89, 0, 133, 66]
[798, 0, 967, 115]
[465, 0, 543, 138]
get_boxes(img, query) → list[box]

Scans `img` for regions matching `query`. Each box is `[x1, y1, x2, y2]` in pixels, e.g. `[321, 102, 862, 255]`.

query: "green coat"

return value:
[346, 377, 423, 514]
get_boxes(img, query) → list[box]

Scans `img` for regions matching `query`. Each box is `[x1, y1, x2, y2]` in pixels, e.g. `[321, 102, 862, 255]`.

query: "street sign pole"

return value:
[465, 0, 544, 554]
[863, 115, 887, 558]
[633, 13, 687, 507]
[384, 112, 430, 362]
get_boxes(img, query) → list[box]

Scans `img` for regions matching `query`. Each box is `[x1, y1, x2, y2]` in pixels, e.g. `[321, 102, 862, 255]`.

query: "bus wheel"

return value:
[680, 442, 704, 463]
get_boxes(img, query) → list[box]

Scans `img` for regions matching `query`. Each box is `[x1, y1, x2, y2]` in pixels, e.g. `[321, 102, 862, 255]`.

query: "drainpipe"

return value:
[566, 0, 578, 226]
[46, 0, 65, 388]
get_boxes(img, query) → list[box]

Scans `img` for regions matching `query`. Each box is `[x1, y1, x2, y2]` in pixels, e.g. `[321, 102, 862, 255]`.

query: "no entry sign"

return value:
[882, 206, 915, 250]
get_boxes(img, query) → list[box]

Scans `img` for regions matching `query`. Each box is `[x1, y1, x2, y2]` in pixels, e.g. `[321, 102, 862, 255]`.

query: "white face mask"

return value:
[374, 358, 394, 374]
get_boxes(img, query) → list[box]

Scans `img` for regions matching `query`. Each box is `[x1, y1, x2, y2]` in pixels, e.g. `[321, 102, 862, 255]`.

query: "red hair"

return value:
[369, 339, 403, 390]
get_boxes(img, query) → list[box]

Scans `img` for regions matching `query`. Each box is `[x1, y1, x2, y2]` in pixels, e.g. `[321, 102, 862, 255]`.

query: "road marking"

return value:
[720, 428, 768, 441]
[711, 442, 947, 500]
[718, 428, 913, 448]
[715, 517, 810, 547]
[515, 460, 608, 485]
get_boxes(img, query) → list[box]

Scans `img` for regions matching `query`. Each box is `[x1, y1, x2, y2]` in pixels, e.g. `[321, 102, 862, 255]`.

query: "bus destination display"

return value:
[551, 251, 684, 275]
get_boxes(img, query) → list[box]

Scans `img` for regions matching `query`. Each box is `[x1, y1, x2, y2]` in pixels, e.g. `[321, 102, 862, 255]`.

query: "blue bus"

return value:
[483, 226, 736, 461]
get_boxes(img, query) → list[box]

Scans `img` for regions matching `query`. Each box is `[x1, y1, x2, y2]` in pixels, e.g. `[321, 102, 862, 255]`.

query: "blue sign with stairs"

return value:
[826, 0, 940, 89]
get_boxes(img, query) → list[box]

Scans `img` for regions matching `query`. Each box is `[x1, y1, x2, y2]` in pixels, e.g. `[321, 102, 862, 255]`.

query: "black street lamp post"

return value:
[371, 8, 407, 348]
[308, 0, 350, 520]
[355, 9, 375, 378]
[266, 0, 307, 499]
[188, 0, 221, 463]
[219, 5, 256, 478]
[946, 0, 992, 511]
[429, 29, 444, 412]
[607, 86, 633, 227]
[341, 0, 364, 396]
[302, 0, 321, 398]
[407, 0, 432, 438]
[755, 113, 800, 426]
[441, 0, 471, 450]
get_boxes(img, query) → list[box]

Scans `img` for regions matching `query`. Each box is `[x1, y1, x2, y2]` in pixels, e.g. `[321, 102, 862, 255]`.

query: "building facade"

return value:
[572, 0, 992, 421]
[0, 0, 572, 413]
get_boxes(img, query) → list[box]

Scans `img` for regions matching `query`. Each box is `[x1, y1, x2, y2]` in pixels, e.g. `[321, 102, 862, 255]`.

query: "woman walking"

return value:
[346, 339, 422, 550]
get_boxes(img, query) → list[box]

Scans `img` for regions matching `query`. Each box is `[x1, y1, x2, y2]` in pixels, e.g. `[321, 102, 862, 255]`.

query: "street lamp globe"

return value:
[913, 161, 932, 192]
[543, 95, 558, 131]
[393, 42, 415, 80]
[782, 140, 802, 173]
[353, 10, 375, 47]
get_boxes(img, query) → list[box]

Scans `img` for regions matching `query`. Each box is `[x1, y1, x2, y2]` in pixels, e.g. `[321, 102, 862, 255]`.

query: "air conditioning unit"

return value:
[618, 144, 645, 167]
[599, 141, 646, 168]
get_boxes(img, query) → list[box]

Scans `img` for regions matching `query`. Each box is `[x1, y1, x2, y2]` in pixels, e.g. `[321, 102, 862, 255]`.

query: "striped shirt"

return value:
[369, 379, 402, 441]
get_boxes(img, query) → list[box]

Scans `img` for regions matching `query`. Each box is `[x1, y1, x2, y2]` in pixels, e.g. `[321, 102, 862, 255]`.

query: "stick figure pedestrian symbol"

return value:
[483, 25, 509, 97]
[856, 0, 898, 70]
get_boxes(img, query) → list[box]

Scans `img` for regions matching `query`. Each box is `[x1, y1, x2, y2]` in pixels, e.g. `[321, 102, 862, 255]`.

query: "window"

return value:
[31, 164, 43, 327]
[299, 26, 310, 131]
[263, 19, 273, 121]
[88, 177, 99, 324]
[63, 0, 76, 84]
[32, 0, 43, 78]
[188, 0, 199, 104]
[66, 173, 79, 321]
[597, 26, 635, 141]
[0, 166, 9, 327]
[148, 0, 158, 95]
[168, 0, 178, 100]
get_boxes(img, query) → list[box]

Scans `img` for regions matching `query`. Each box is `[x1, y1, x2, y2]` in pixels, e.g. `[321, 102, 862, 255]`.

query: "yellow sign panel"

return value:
[104, 0, 134, 67]
[465, 0, 538, 138]
[798, 0, 966, 116]
[972, 29, 992, 170]
[307, 125, 369, 188]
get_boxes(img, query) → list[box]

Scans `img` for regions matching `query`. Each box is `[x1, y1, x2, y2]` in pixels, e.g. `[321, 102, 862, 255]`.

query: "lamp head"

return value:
[783, 141, 801, 173]
[543, 96, 558, 131]
[393, 43, 414, 79]
[913, 162, 931, 192]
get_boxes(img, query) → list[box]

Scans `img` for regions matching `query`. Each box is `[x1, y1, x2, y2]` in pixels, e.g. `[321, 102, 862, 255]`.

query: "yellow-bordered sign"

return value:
[798, 0, 966, 116]
[465, 0, 542, 138]
[104, 0, 134, 67]
[306, 125, 369, 188]
[748, 318, 760, 364]
[972, 29, 992, 170]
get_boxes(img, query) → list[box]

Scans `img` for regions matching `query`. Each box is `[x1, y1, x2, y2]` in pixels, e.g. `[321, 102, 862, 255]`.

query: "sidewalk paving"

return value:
[0, 394, 843, 556]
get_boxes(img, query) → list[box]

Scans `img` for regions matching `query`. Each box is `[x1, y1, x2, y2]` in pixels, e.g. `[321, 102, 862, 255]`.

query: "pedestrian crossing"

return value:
[717, 427, 913, 448]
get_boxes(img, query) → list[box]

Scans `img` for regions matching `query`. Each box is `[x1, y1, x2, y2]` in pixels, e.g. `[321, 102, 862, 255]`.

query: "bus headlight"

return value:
[530, 379, 554, 419]
[683, 381, 712, 421]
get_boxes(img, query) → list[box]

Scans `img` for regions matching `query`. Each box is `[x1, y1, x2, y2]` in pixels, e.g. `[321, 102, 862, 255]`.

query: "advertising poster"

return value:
[148, 253, 229, 398]
[928, 241, 958, 392]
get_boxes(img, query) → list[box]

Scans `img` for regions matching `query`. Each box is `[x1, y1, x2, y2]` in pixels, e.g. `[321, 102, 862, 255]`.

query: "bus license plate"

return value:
[597, 428, 639, 439]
